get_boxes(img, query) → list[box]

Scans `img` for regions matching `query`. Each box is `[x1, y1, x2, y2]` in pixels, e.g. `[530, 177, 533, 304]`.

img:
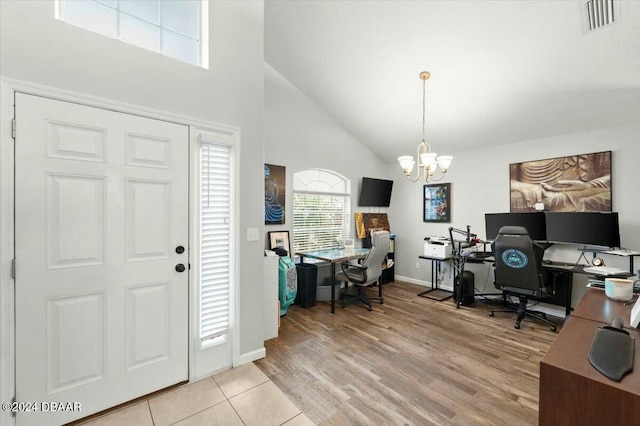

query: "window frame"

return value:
[292, 169, 351, 253]
[56, 0, 207, 67]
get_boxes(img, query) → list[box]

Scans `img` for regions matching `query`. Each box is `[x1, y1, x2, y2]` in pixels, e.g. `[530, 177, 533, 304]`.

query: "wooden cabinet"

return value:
[539, 290, 640, 425]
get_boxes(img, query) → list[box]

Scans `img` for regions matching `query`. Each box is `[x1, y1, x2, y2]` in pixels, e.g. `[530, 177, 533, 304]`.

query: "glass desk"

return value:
[296, 248, 369, 313]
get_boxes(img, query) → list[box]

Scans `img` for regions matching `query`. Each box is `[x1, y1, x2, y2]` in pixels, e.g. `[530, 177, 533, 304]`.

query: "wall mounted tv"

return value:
[545, 212, 620, 249]
[358, 177, 393, 207]
[485, 212, 547, 241]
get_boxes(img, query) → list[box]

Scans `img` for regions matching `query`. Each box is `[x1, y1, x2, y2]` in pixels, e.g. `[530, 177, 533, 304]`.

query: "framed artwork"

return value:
[268, 231, 291, 255]
[354, 213, 390, 239]
[265, 163, 285, 224]
[509, 151, 611, 212]
[424, 183, 451, 223]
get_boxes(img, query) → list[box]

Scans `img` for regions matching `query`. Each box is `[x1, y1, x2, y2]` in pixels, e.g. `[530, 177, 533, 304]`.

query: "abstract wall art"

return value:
[265, 163, 285, 224]
[423, 183, 451, 223]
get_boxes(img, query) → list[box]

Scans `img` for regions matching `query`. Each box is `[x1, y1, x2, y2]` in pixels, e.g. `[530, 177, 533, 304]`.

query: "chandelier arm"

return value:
[425, 171, 447, 182]
[404, 172, 421, 183]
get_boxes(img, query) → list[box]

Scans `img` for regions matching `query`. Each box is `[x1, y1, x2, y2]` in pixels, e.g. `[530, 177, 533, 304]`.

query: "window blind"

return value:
[199, 142, 231, 342]
[293, 192, 350, 252]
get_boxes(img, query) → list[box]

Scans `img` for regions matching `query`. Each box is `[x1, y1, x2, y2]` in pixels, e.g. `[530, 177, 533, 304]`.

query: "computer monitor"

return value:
[485, 212, 547, 241]
[544, 212, 620, 248]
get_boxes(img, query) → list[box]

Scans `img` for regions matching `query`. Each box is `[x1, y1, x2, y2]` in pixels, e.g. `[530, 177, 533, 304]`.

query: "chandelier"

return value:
[398, 71, 453, 182]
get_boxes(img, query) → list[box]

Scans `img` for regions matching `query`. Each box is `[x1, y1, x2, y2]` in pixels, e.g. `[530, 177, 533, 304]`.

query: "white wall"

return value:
[264, 63, 393, 244]
[0, 0, 265, 364]
[393, 124, 640, 308]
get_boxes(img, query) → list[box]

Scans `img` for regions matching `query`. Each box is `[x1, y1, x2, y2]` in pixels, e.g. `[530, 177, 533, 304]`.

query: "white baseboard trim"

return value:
[236, 347, 266, 366]
[394, 275, 454, 292]
[394, 275, 428, 286]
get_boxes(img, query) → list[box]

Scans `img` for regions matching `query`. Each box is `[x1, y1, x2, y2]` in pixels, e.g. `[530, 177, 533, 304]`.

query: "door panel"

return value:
[125, 281, 172, 370]
[15, 93, 189, 426]
[126, 179, 171, 261]
[47, 292, 106, 394]
[47, 174, 106, 268]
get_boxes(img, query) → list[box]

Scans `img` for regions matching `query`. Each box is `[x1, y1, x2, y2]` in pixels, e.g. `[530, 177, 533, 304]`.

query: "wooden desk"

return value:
[539, 291, 640, 425]
[572, 288, 635, 329]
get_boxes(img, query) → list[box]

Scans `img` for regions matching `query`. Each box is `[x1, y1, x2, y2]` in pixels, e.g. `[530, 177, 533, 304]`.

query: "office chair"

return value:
[488, 226, 557, 332]
[336, 230, 390, 311]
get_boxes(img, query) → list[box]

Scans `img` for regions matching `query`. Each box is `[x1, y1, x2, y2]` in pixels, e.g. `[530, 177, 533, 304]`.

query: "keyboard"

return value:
[605, 249, 640, 256]
[544, 264, 575, 271]
[583, 266, 629, 276]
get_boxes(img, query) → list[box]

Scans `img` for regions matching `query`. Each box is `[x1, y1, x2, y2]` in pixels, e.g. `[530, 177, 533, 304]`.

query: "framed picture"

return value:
[265, 163, 286, 224]
[268, 231, 291, 255]
[509, 151, 611, 212]
[354, 213, 390, 239]
[424, 183, 450, 223]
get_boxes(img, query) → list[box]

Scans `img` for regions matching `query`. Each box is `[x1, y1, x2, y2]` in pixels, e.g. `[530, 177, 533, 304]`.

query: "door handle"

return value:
[175, 264, 186, 273]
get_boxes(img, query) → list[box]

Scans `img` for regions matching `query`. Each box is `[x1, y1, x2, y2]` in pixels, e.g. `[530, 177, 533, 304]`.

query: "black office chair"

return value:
[488, 226, 557, 332]
[336, 230, 390, 311]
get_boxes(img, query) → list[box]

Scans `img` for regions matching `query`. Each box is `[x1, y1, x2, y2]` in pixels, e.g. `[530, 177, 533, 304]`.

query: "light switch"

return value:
[247, 228, 260, 241]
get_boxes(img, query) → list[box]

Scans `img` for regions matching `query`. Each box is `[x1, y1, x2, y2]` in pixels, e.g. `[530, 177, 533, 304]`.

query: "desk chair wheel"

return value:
[514, 322, 520, 329]
[488, 312, 494, 317]
[550, 325, 557, 332]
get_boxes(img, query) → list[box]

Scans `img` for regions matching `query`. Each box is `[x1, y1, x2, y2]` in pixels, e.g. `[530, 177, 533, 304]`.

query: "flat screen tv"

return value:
[358, 177, 393, 207]
[485, 212, 547, 241]
[545, 212, 620, 248]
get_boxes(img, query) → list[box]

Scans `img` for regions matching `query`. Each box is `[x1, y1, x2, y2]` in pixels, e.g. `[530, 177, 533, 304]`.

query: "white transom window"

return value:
[56, 0, 207, 67]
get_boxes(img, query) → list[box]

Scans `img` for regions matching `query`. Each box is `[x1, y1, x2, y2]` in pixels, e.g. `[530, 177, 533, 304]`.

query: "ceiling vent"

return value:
[585, 0, 617, 31]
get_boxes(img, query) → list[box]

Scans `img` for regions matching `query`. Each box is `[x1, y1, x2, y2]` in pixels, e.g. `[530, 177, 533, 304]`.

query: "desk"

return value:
[539, 289, 640, 425]
[572, 288, 635, 328]
[417, 255, 452, 301]
[296, 248, 369, 314]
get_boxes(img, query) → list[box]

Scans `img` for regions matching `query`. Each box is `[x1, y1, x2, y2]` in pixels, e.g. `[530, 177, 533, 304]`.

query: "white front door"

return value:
[14, 93, 189, 426]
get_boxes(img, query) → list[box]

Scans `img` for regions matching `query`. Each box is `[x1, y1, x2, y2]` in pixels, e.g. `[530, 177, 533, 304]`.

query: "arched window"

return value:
[293, 169, 351, 252]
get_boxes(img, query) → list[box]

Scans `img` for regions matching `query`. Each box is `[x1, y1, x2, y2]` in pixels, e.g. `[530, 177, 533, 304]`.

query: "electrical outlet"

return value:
[416, 261, 420, 269]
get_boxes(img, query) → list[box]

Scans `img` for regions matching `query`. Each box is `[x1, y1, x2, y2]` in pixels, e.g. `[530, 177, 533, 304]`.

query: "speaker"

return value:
[454, 270, 475, 306]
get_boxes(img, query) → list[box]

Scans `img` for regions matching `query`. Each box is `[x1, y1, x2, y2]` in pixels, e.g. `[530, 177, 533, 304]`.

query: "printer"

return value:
[424, 237, 451, 259]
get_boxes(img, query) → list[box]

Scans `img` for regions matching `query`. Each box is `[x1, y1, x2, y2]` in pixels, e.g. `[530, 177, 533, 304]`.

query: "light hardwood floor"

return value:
[255, 280, 562, 426]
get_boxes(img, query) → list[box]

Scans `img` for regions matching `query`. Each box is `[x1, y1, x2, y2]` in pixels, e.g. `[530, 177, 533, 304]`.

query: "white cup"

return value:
[604, 278, 634, 302]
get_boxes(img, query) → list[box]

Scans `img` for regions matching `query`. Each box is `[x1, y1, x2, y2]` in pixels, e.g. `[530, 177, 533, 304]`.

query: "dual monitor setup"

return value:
[485, 211, 621, 249]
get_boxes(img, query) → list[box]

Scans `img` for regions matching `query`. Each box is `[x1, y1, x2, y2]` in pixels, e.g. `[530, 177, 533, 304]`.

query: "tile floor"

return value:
[77, 363, 314, 426]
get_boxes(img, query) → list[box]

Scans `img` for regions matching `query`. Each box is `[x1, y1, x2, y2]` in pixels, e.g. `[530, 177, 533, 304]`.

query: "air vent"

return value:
[585, 0, 617, 31]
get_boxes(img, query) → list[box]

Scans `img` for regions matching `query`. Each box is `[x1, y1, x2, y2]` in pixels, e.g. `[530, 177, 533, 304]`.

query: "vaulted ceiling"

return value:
[264, 0, 640, 162]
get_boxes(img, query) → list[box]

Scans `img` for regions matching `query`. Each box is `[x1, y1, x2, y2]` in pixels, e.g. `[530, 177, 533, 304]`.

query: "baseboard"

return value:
[236, 347, 266, 367]
[394, 275, 427, 286]
[394, 275, 454, 292]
